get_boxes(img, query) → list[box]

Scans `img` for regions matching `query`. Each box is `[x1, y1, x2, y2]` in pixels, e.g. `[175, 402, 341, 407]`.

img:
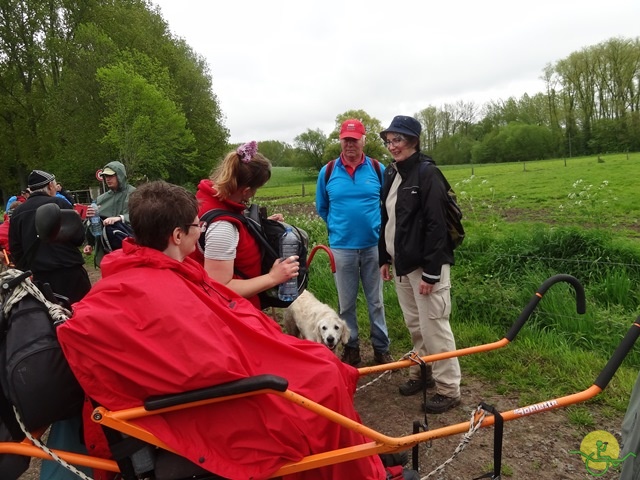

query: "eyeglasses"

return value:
[185, 223, 205, 233]
[383, 136, 405, 147]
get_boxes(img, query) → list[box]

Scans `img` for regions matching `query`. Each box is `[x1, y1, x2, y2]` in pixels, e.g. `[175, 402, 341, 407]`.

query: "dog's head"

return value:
[316, 317, 350, 351]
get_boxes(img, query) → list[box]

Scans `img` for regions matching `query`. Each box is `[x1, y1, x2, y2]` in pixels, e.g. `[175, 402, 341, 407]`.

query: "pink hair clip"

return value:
[237, 141, 258, 163]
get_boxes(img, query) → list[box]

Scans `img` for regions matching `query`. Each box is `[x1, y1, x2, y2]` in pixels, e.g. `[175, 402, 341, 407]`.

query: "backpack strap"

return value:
[199, 208, 248, 251]
[371, 157, 383, 185]
[198, 208, 274, 280]
[324, 159, 336, 183]
[324, 157, 382, 185]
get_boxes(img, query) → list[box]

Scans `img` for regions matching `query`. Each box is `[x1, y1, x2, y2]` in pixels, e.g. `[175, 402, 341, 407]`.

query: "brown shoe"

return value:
[341, 346, 361, 366]
[373, 351, 394, 364]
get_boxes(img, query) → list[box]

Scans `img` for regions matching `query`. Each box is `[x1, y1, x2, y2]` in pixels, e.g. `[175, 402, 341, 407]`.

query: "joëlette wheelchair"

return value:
[0, 203, 638, 479]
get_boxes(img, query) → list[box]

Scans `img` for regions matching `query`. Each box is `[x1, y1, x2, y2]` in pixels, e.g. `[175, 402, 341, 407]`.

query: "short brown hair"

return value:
[128, 181, 198, 251]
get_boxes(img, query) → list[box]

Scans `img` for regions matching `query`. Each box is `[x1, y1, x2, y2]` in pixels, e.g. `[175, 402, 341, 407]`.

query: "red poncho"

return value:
[58, 240, 384, 480]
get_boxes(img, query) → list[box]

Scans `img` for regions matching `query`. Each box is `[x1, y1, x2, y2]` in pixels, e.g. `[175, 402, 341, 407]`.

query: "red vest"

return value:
[191, 179, 262, 308]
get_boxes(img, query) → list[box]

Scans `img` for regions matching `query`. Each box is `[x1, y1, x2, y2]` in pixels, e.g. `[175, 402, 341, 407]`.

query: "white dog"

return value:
[283, 290, 350, 352]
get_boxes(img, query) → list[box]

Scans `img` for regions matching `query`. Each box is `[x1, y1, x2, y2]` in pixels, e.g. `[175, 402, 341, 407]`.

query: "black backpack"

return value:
[101, 220, 134, 253]
[420, 161, 465, 249]
[0, 270, 84, 433]
[198, 204, 309, 309]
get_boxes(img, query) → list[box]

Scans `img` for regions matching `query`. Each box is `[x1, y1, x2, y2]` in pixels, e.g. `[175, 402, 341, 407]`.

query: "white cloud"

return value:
[152, 0, 640, 144]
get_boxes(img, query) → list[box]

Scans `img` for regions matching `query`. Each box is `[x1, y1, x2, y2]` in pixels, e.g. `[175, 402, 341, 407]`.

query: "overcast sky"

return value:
[151, 0, 639, 145]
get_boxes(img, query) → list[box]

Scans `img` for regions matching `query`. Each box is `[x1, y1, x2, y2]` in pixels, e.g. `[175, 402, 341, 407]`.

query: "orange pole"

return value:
[358, 338, 509, 376]
[271, 385, 604, 476]
[0, 443, 119, 472]
[87, 383, 604, 478]
[307, 244, 336, 273]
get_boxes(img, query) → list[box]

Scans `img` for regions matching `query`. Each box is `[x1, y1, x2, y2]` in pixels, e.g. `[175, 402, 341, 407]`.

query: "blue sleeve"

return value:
[316, 166, 329, 222]
[5, 196, 17, 212]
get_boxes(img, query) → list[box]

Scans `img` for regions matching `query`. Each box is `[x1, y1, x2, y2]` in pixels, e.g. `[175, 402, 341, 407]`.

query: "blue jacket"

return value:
[316, 156, 384, 249]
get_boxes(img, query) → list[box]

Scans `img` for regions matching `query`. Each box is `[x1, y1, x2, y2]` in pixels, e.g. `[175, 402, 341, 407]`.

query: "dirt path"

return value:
[354, 365, 620, 479]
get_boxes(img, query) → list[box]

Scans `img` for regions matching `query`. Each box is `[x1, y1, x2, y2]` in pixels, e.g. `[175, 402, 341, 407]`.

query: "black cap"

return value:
[27, 170, 56, 190]
[380, 115, 422, 139]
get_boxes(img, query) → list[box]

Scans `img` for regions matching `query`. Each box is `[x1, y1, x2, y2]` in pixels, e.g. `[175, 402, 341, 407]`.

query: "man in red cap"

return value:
[316, 119, 391, 367]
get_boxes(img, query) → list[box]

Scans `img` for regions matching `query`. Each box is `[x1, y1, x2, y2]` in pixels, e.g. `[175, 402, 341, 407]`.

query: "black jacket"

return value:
[9, 192, 85, 272]
[378, 152, 454, 284]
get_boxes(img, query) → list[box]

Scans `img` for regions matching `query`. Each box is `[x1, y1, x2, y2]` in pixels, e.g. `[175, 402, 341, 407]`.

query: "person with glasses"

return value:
[190, 141, 298, 310]
[316, 119, 392, 367]
[378, 116, 462, 414]
[57, 180, 403, 480]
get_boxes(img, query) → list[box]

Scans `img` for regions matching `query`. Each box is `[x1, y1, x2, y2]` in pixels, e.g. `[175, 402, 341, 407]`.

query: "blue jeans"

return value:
[332, 247, 390, 353]
[40, 416, 92, 480]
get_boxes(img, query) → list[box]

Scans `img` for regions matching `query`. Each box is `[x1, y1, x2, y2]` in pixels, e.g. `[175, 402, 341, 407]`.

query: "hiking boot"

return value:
[374, 351, 394, 365]
[422, 393, 461, 414]
[341, 346, 361, 366]
[398, 377, 436, 396]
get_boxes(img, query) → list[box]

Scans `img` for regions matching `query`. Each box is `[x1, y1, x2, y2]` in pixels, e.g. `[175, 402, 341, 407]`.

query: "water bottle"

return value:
[89, 201, 102, 237]
[278, 226, 299, 302]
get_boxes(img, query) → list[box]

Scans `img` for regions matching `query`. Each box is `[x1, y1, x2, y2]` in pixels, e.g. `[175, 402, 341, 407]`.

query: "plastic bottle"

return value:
[278, 226, 299, 302]
[89, 201, 102, 237]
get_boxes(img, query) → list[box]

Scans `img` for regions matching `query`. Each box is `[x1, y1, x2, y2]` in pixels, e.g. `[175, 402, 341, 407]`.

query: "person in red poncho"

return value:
[190, 141, 298, 310]
[57, 181, 389, 480]
[0, 201, 20, 253]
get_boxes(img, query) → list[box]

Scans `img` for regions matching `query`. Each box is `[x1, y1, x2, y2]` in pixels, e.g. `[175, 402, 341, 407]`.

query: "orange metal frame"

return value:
[1, 275, 638, 478]
[1, 247, 13, 269]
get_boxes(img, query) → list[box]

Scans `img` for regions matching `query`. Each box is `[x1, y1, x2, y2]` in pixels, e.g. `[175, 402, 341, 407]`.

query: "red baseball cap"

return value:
[339, 119, 366, 139]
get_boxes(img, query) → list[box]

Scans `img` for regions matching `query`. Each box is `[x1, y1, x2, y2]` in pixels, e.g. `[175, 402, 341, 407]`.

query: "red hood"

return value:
[102, 239, 206, 284]
[59, 244, 383, 479]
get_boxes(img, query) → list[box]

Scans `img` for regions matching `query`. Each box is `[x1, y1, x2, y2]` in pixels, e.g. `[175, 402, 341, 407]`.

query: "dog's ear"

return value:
[312, 320, 325, 343]
[340, 322, 351, 344]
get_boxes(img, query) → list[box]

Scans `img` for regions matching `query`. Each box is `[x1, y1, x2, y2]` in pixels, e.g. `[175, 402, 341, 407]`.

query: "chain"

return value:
[355, 350, 429, 393]
[356, 369, 391, 391]
[419, 405, 488, 479]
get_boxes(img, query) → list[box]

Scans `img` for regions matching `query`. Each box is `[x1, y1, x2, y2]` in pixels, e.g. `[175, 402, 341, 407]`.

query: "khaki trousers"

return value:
[394, 264, 461, 398]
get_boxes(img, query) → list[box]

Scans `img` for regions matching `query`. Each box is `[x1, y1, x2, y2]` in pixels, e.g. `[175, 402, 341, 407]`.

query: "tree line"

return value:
[0, 0, 228, 203]
[284, 37, 640, 169]
[1, 1, 638, 206]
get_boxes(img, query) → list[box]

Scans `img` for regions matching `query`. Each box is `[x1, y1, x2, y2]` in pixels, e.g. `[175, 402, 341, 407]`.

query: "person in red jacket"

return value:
[57, 181, 394, 480]
[191, 141, 297, 309]
[0, 201, 19, 253]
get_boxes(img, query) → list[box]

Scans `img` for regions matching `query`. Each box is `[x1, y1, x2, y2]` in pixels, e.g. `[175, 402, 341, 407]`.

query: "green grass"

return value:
[440, 153, 640, 232]
[262, 156, 640, 413]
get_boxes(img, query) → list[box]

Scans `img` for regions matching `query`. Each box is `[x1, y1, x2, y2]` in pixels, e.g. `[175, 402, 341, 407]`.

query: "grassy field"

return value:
[258, 153, 640, 424]
[260, 153, 640, 232]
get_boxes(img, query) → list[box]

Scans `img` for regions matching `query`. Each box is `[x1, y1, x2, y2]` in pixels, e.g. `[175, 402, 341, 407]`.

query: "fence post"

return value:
[302, 184, 305, 197]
